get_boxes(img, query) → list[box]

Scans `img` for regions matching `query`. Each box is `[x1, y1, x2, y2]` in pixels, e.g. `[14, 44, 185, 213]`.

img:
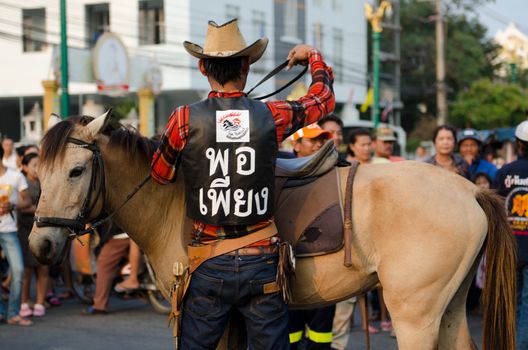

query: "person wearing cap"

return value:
[496, 120, 528, 350]
[291, 124, 332, 157]
[372, 125, 404, 164]
[458, 128, 497, 183]
[151, 19, 334, 349]
[288, 124, 336, 349]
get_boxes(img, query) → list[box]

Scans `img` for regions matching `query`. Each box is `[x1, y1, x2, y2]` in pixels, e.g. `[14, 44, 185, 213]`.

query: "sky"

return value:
[476, 0, 528, 38]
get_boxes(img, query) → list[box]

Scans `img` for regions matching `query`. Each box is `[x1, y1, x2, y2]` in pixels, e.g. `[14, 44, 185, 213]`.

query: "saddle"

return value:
[276, 140, 338, 179]
[274, 141, 358, 259]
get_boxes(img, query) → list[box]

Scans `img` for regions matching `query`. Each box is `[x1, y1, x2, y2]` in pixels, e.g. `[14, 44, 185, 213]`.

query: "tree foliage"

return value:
[398, 0, 500, 132]
[451, 79, 528, 129]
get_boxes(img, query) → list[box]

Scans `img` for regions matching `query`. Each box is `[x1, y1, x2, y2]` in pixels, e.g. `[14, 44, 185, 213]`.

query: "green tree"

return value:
[451, 79, 528, 129]
[398, 0, 499, 132]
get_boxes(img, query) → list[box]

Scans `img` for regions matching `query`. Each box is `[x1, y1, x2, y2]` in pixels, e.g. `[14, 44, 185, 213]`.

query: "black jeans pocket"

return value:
[184, 270, 224, 318]
[248, 277, 286, 320]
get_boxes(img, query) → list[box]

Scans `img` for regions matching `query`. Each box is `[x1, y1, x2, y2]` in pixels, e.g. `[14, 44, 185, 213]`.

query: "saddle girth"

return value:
[343, 161, 360, 267]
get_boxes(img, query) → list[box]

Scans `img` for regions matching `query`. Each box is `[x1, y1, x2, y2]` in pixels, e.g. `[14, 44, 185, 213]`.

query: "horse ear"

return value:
[86, 109, 112, 139]
[47, 113, 62, 130]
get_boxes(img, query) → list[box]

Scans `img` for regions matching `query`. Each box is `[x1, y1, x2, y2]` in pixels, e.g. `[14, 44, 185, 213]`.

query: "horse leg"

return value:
[383, 287, 442, 350]
[438, 254, 480, 350]
[392, 317, 441, 349]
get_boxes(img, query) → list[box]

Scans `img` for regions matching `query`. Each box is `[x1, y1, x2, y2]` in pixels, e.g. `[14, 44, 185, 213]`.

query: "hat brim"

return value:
[377, 136, 397, 142]
[183, 38, 269, 64]
[458, 136, 481, 144]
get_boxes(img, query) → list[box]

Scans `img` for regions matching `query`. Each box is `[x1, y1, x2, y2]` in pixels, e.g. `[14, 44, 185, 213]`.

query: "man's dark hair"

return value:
[318, 114, 344, 129]
[0, 143, 4, 159]
[432, 124, 457, 144]
[202, 57, 246, 86]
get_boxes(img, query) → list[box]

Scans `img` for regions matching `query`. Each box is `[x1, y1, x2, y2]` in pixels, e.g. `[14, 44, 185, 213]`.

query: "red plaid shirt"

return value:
[151, 49, 334, 244]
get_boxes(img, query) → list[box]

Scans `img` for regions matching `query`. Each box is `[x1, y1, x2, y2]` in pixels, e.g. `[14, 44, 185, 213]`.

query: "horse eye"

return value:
[69, 166, 85, 178]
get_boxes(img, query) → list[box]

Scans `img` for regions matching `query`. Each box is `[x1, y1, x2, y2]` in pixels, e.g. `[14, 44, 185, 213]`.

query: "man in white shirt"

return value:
[0, 145, 31, 325]
[2, 138, 17, 170]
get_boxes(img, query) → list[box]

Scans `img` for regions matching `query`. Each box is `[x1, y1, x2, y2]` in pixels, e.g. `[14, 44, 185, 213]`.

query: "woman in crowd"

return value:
[346, 128, 372, 164]
[18, 152, 48, 317]
[425, 125, 470, 178]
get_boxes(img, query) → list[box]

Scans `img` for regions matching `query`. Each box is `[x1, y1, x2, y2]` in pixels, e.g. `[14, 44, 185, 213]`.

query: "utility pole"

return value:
[435, 0, 448, 125]
[365, 0, 392, 129]
[60, 0, 70, 118]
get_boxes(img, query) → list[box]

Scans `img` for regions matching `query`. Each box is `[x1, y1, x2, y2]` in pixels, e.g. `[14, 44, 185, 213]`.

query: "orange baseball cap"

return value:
[291, 124, 331, 141]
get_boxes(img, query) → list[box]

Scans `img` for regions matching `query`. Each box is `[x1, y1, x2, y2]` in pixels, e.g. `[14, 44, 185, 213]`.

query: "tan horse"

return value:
[29, 113, 516, 350]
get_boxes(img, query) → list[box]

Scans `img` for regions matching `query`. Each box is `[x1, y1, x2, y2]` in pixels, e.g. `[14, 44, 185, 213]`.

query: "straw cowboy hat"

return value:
[183, 19, 268, 64]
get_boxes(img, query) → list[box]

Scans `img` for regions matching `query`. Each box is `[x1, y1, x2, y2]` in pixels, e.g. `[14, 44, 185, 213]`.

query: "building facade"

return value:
[0, 0, 366, 140]
[495, 23, 528, 78]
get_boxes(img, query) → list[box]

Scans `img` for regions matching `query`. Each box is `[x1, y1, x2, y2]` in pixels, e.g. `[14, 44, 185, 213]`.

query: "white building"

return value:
[0, 0, 367, 140]
[495, 23, 528, 77]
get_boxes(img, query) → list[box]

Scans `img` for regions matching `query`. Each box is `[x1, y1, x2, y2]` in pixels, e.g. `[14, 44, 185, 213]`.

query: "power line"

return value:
[0, 14, 370, 80]
[0, 28, 368, 86]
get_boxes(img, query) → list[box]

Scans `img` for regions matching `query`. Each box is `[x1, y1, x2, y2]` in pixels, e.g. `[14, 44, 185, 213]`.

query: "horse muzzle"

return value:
[29, 226, 69, 265]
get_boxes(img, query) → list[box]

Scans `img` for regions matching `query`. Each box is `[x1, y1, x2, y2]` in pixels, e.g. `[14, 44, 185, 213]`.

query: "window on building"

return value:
[313, 0, 322, 7]
[333, 28, 343, 82]
[86, 3, 110, 47]
[332, 0, 342, 11]
[284, 0, 298, 39]
[225, 4, 240, 20]
[313, 22, 323, 52]
[22, 8, 46, 52]
[252, 10, 266, 41]
[139, 0, 165, 45]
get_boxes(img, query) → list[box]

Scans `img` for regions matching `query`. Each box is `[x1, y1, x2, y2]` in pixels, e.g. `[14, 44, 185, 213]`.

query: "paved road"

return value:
[0, 294, 484, 350]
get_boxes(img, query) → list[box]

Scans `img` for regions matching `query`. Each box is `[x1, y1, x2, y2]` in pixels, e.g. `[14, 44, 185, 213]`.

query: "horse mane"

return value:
[40, 115, 158, 165]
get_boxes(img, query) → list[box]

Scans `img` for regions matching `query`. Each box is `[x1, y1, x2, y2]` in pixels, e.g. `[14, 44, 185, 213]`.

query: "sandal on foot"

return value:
[7, 316, 34, 326]
[19, 303, 32, 318]
[45, 292, 62, 307]
[380, 320, 393, 332]
[114, 281, 139, 293]
[367, 325, 380, 334]
[32, 304, 45, 317]
[82, 306, 107, 315]
[58, 290, 74, 300]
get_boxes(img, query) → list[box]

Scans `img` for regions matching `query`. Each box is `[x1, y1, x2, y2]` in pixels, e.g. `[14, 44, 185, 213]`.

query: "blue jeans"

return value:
[518, 263, 528, 350]
[180, 253, 289, 350]
[0, 231, 24, 319]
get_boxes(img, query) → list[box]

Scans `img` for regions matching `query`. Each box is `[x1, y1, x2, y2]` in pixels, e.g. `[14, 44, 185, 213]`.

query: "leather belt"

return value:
[226, 245, 278, 256]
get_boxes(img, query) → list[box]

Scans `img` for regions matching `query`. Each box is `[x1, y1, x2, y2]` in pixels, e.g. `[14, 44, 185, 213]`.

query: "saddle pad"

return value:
[274, 168, 343, 257]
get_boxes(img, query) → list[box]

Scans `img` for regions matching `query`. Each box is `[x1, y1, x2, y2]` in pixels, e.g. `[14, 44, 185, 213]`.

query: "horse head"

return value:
[29, 111, 110, 265]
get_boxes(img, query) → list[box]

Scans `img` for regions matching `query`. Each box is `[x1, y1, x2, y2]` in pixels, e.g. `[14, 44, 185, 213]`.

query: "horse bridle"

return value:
[34, 137, 108, 236]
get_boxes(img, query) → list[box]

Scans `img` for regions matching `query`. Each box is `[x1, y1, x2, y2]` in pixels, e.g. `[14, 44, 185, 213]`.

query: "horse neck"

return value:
[100, 143, 189, 286]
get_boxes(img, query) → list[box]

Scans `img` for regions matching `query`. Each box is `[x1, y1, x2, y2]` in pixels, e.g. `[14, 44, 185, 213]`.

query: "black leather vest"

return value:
[181, 96, 277, 226]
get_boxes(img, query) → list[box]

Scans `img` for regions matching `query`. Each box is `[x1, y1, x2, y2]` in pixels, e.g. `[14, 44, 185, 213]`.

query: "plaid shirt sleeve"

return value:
[151, 105, 189, 184]
[267, 49, 335, 143]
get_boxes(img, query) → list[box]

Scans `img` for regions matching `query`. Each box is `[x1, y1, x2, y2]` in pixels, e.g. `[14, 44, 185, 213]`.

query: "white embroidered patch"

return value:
[216, 110, 250, 142]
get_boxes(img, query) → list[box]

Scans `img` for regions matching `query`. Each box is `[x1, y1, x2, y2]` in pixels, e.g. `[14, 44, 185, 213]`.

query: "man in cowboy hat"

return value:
[151, 19, 335, 348]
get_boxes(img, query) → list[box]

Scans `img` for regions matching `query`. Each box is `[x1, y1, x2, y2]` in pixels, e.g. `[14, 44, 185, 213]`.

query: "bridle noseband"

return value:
[34, 137, 107, 236]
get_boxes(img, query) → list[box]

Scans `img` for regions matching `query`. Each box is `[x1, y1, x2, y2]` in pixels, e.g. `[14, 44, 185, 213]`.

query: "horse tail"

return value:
[476, 189, 517, 350]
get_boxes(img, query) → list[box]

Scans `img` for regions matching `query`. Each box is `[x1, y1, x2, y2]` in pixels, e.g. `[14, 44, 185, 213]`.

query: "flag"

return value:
[381, 102, 393, 122]
[360, 88, 373, 113]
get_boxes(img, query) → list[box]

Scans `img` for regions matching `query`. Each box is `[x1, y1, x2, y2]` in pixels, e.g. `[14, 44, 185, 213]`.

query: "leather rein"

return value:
[34, 137, 151, 238]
